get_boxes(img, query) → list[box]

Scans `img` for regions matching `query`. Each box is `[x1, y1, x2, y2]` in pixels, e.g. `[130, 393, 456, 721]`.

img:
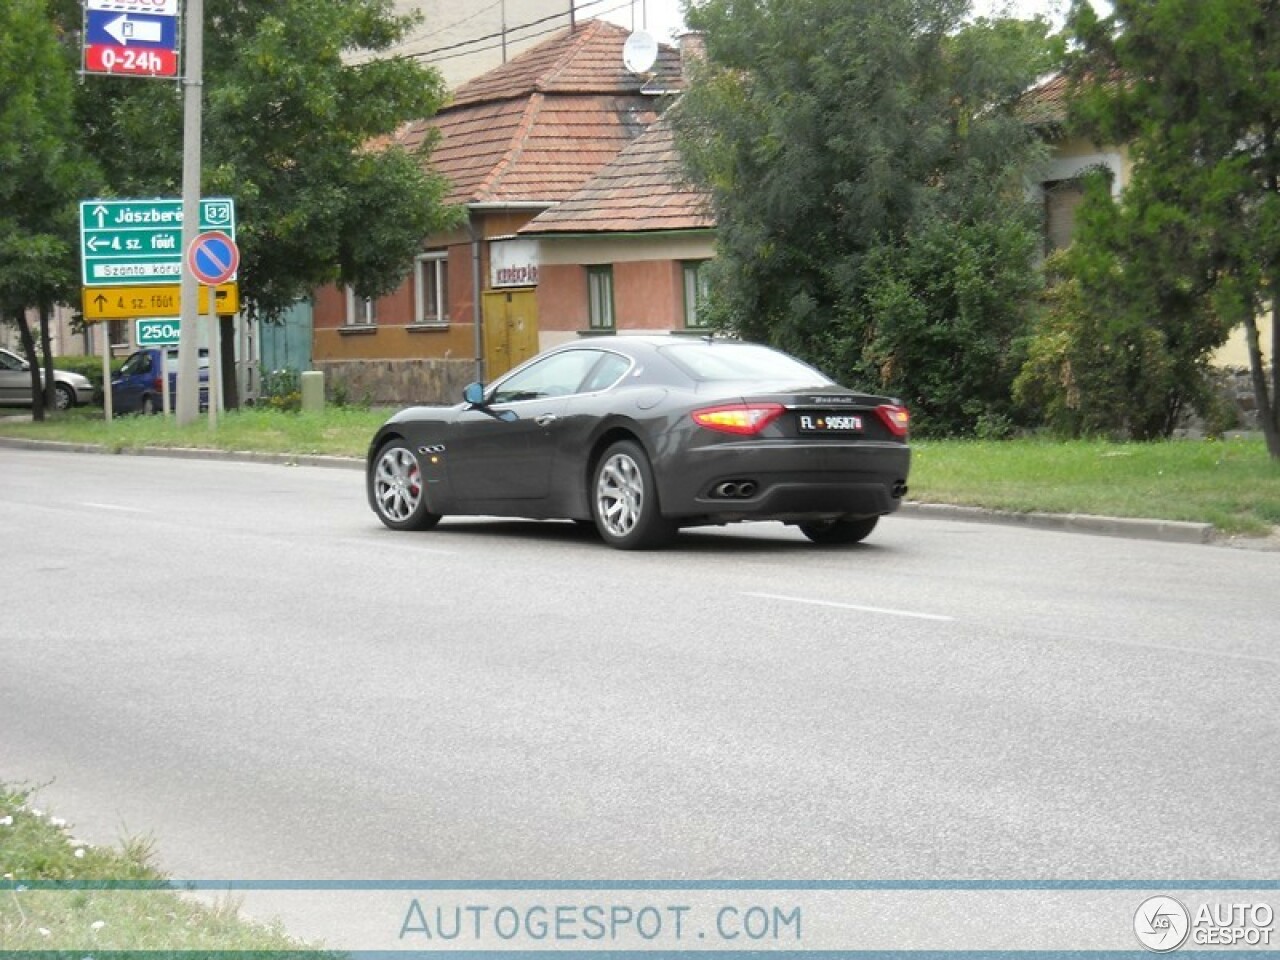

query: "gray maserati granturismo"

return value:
[367, 336, 911, 549]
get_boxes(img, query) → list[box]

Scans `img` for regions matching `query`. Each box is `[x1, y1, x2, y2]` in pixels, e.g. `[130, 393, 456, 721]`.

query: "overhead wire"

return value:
[394, 0, 636, 63]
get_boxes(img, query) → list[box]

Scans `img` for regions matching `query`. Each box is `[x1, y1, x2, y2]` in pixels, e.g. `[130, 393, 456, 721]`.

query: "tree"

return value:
[69, 0, 461, 406]
[1059, 0, 1280, 455]
[671, 0, 1059, 435]
[0, 0, 98, 419]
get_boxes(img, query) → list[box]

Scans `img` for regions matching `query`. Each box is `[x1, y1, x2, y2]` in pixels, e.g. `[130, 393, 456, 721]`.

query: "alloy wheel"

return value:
[375, 446, 422, 523]
[595, 452, 644, 539]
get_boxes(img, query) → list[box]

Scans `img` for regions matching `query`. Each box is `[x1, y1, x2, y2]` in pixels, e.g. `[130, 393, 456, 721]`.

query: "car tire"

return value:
[799, 515, 879, 545]
[140, 395, 158, 416]
[53, 383, 75, 411]
[369, 440, 442, 532]
[591, 440, 676, 550]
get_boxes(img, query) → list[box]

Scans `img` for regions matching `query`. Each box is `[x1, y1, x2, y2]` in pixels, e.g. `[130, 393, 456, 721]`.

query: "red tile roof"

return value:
[519, 114, 714, 235]
[1018, 73, 1071, 127]
[1016, 71, 1125, 129]
[451, 18, 682, 106]
[390, 19, 683, 207]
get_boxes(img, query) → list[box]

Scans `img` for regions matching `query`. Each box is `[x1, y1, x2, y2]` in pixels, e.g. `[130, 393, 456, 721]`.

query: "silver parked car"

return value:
[0, 347, 95, 411]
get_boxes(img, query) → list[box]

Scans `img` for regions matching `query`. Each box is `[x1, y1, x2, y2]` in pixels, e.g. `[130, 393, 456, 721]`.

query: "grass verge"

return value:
[0, 784, 331, 956]
[0, 406, 388, 458]
[910, 436, 1280, 535]
[2, 407, 1279, 536]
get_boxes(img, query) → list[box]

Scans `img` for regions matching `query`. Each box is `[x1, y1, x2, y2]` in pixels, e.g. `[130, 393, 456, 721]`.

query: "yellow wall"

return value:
[1214, 310, 1275, 369]
[1047, 136, 1276, 372]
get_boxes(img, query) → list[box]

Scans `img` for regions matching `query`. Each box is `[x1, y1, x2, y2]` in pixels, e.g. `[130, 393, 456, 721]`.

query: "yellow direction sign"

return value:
[82, 283, 239, 321]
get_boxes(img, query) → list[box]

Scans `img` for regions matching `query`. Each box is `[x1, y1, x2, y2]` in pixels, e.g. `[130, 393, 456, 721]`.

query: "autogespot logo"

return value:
[1135, 896, 1191, 952]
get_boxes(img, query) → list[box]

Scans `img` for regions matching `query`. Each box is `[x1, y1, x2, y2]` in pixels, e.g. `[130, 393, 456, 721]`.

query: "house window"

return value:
[415, 252, 449, 324]
[1044, 179, 1086, 255]
[587, 266, 615, 330]
[345, 287, 377, 326]
[682, 260, 711, 329]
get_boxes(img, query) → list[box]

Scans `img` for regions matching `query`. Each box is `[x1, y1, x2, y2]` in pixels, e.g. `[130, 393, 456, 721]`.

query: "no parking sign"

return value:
[187, 231, 239, 285]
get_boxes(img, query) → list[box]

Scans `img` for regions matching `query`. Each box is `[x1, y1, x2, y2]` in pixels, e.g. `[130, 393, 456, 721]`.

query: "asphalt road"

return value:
[3, 447, 1277, 890]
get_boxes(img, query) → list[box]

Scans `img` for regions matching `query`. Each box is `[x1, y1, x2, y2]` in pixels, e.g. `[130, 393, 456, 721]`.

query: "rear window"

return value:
[659, 342, 833, 385]
[163, 350, 210, 372]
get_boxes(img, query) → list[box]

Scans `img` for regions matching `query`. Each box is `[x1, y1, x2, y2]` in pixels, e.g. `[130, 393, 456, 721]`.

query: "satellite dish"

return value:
[623, 30, 658, 75]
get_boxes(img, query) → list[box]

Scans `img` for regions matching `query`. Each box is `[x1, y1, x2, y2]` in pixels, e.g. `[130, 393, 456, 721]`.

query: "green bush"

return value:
[259, 368, 302, 412]
[1013, 248, 1223, 440]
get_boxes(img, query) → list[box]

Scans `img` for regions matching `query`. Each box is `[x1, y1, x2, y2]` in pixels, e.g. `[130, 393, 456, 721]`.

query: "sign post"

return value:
[137, 318, 183, 417]
[101, 328, 113, 422]
[187, 231, 239, 429]
[176, 0, 205, 426]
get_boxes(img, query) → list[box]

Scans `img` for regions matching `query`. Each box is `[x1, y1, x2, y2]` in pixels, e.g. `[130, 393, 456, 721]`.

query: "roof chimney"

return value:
[677, 30, 706, 81]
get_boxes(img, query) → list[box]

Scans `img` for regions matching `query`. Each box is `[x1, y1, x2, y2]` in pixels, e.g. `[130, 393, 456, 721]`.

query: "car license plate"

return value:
[798, 413, 863, 433]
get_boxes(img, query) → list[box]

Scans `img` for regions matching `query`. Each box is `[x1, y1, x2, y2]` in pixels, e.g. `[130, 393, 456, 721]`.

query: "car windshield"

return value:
[659, 341, 834, 386]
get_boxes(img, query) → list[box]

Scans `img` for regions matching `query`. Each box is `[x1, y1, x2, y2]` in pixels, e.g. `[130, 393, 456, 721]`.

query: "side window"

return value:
[120, 352, 151, 376]
[580, 352, 631, 393]
[491, 350, 604, 404]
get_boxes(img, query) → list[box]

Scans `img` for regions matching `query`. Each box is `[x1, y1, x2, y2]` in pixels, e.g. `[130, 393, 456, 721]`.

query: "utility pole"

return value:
[175, 0, 204, 425]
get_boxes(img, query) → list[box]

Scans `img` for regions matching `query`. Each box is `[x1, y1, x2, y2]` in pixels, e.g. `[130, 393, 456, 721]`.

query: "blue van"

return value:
[111, 347, 209, 414]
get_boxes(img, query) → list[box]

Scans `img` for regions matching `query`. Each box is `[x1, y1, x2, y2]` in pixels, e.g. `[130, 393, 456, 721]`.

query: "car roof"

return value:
[548, 335, 743, 357]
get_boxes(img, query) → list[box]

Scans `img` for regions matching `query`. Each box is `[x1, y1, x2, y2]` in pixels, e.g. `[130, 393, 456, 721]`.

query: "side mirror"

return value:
[463, 382, 485, 406]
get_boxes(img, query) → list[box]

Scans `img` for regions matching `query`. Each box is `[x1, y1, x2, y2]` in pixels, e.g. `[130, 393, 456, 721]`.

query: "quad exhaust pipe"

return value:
[713, 480, 757, 499]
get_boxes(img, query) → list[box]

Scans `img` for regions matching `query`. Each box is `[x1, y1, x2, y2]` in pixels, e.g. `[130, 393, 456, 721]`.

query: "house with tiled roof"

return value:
[1019, 73, 1131, 255]
[519, 111, 716, 338]
[1018, 73, 1270, 372]
[310, 19, 688, 402]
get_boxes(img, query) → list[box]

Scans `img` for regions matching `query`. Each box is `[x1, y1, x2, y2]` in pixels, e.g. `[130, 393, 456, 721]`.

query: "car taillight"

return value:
[692, 402, 785, 436]
[876, 404, 910, 437]
[153, 376, 164, 391]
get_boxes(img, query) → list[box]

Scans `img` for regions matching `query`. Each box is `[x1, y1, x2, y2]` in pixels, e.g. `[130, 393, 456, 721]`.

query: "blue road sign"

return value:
[86, 11, 179, 50]
[187, 231, 239, 286]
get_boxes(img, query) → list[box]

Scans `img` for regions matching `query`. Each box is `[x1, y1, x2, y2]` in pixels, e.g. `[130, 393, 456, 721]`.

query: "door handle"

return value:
[535, 414, 558, 426]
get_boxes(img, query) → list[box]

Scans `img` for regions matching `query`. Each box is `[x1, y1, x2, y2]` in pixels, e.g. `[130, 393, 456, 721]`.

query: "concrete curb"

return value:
[0, 436, 362, 471]
[2, 435, 1264, 548]
[897, 501, 1215, 545]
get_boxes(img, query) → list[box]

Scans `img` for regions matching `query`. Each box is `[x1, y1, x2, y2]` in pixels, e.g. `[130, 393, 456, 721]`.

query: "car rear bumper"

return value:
[656, 441, 911, 522]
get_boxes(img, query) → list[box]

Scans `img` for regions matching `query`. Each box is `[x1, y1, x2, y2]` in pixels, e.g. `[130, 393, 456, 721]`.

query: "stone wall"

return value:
[313, 358, 476, 407]
[1213, 366, 1264, 432]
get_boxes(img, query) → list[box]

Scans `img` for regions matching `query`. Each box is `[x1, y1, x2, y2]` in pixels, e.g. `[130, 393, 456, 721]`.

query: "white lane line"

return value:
[79, 502, 149, 513]
[742, 591, 955, 622]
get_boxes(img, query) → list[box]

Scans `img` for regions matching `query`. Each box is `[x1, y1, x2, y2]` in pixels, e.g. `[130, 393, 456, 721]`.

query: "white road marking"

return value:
[742, 590, 955, 622]
[79, 502, 149, 513]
